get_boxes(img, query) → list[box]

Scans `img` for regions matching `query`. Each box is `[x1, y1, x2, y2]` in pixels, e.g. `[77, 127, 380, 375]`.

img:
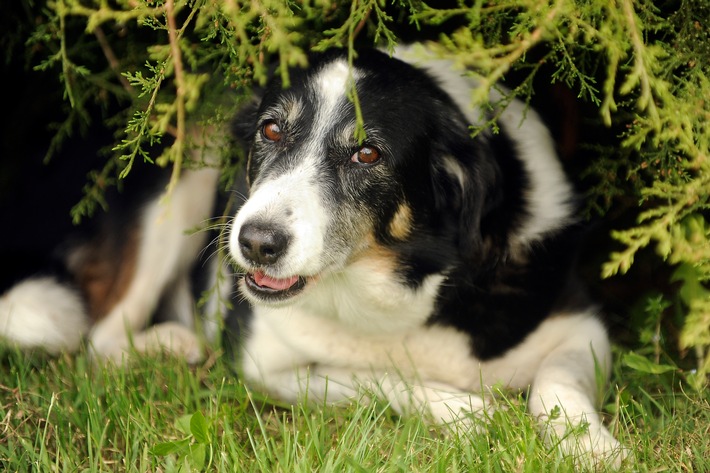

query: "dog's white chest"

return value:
[240, 304, 479, 389]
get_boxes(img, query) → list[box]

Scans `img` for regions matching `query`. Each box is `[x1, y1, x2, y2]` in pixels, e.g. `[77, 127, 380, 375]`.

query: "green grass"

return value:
[0, 344, 707, 472]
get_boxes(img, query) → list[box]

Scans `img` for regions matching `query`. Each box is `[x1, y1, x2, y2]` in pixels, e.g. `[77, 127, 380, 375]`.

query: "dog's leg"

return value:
[375, 377, 492, 429]
[89, 167, 219, 363]
[242, 312, 494, 427]
[123, 321, 203, 364]
[527, 312, 626, 467]
[161, 273, 195, 330]
[0, 276, 89, 353]
[245, 353, 492, 432]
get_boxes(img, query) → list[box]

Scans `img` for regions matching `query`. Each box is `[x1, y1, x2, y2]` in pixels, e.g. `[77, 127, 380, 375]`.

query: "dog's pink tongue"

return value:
[253, 271, 299, 291]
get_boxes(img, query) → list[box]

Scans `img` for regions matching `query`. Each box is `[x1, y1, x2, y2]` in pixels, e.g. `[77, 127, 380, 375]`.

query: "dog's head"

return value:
[229, 48, 505, 306]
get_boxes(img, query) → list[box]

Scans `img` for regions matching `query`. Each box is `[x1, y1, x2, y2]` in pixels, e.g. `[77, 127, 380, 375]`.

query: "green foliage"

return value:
[151, 411, 214, 471]
[23, 0, 710, 386]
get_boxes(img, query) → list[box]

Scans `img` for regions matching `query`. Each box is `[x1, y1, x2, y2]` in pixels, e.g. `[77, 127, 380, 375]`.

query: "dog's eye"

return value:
[351, 145, 381, 165]
[262, 120, 284, 142]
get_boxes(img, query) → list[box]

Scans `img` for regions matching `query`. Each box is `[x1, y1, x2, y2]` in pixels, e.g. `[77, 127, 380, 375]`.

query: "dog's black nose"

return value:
[238, 222, 290, 265]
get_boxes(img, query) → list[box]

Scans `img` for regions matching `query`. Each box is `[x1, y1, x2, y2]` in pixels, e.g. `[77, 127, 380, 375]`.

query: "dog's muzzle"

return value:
[237, 221, 307, 301]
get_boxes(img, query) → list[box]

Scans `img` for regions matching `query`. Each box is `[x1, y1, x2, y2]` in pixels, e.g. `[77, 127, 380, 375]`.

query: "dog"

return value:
[0, 137, 225, 363]
[228, 45, 625, 467]
[0, 44, 624, 467]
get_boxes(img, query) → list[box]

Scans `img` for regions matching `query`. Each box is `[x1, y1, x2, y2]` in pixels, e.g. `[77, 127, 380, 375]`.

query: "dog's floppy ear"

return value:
[433, 128, 506, 270]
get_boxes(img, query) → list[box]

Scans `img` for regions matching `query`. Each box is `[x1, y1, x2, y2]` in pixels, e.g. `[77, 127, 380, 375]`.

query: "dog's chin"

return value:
[242, 271, 309, 305]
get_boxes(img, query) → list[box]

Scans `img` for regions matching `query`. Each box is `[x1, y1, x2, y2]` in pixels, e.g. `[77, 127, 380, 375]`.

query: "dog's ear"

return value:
[433, 129, 506, 270]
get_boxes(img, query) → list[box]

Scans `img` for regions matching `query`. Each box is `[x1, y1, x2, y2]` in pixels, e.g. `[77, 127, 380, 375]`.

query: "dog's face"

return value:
[229, 49, 496, 307]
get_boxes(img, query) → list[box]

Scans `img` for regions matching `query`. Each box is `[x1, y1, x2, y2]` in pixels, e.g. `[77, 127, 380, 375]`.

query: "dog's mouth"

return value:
[243, 270, 308, 302]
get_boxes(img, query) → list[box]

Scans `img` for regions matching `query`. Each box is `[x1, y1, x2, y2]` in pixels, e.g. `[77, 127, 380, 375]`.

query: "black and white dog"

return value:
[0, 44, 624, 466]
[229, 45, 624, 466]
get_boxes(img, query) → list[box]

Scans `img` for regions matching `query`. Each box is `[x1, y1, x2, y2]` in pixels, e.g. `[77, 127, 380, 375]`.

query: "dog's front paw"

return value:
[382, 380, 493, 434]
[133, 322, 204, 364]
[545, 419, 630, 469]
[89, 322, 204, 365]
[426, 391, 492, 430]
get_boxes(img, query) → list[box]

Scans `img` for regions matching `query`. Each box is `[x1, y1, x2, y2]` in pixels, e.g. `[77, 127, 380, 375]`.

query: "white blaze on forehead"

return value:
[315, 59, 354, 113]
[309, 59, 362, 144]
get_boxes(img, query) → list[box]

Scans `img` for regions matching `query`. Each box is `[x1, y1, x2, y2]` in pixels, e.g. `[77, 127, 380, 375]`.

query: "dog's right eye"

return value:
[261, 120, 284, 142]
[351, 145, 381, 165]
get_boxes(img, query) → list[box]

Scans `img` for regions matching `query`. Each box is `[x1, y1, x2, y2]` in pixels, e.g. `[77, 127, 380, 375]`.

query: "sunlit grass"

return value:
[0, 345, 707, 472]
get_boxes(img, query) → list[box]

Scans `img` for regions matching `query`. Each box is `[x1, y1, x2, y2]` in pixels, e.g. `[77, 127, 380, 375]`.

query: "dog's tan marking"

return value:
[71, 227, 140, 322]
[388, 203, 413, 240]
[353, 242, 397, 272]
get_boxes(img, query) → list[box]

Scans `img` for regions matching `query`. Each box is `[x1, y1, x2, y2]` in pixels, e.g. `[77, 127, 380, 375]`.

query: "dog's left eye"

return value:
[261, 120, 284, 142]
[351, 145, 381, 165]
